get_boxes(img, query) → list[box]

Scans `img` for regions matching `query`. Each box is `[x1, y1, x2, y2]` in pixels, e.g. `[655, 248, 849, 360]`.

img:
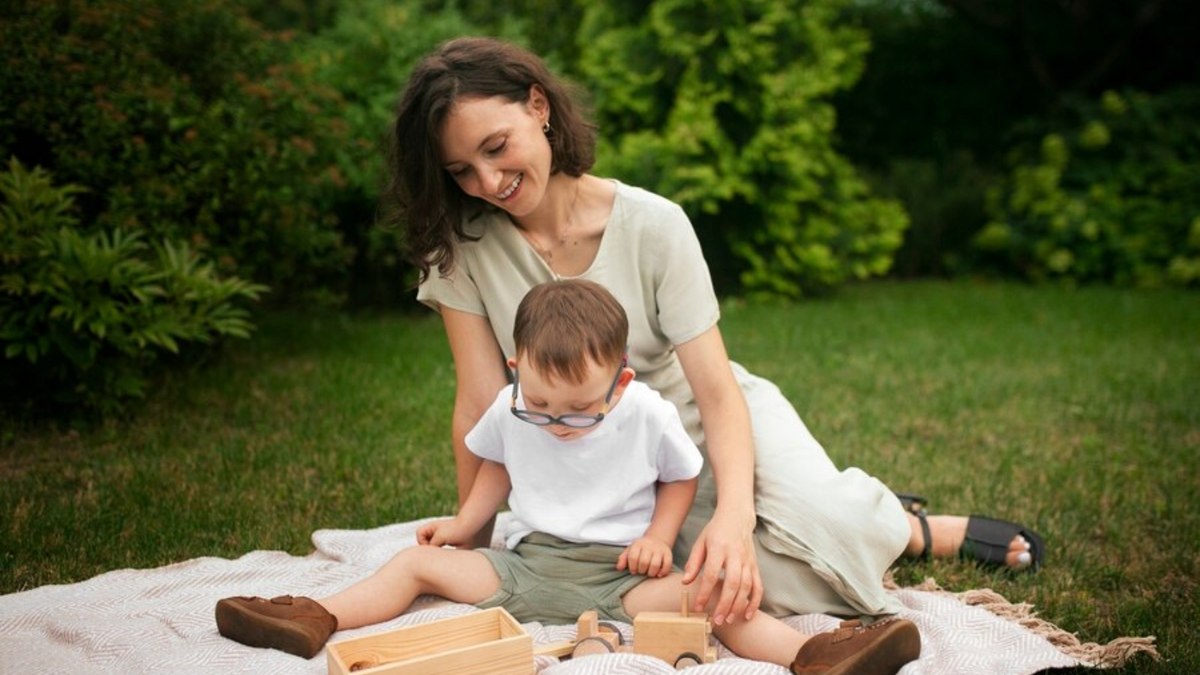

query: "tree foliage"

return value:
[575, 0, 908, 297]
[835, 0, 1200, 278]
[938, 0, 1195, 101]
[0, 0, 353, 304]
[974, 88, 1200, 286]
[291, 1, 500, 304]
[0, 159, 266, 416]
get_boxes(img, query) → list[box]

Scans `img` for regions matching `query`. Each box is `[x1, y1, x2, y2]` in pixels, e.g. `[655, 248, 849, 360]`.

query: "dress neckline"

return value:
[511, 180, 621, 280]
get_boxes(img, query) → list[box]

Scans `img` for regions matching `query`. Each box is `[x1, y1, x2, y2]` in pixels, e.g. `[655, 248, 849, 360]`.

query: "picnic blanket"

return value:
[0, 513, 1157, 674]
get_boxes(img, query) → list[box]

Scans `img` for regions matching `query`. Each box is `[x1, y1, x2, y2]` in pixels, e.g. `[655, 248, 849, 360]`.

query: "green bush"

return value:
[862, 152, 996, 277]
[239, 0, 341, 33]
[292, 0, 493, 304]
[577, 0, 909, 297]
[0, 0, 353, 303]
[974, 88, 1200, 286]
[429, 0, 585, 72]
[0, 159, 266, 416]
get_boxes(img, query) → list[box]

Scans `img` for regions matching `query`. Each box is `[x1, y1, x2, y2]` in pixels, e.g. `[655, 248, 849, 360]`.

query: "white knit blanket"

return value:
[0, 514, 1152, 674]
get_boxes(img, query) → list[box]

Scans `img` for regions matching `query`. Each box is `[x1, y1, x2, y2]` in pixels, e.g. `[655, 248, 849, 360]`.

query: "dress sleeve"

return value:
[416, 259, 488, 317]
[648, 202, 721, 345]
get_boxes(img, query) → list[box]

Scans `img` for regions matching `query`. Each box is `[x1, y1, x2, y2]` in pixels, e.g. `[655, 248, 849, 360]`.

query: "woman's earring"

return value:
[542, 121, 551, 135]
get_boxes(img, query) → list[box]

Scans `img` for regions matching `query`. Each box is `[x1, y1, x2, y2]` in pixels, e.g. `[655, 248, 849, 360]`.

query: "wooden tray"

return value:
[326, 607, 534, 675]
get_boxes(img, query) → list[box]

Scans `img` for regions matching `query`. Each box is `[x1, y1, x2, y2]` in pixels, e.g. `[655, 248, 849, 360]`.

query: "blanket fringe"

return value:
[883, 573, 1160, 669]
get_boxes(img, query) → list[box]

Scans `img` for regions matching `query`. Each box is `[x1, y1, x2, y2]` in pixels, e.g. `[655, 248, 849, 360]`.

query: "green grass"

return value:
[3, 281, 1197, 672]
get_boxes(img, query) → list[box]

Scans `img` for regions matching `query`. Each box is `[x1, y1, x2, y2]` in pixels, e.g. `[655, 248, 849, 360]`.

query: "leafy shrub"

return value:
[291, 0, 493, 304]
[427, 0, 585, 72]
[0, 159, 266, 416]
[0, 0, 353, 303]
[862, 152, 997, 277]
[239, 0, 341, 33]
[974, 88, 1200, 286]
[576, 0, 909, 297]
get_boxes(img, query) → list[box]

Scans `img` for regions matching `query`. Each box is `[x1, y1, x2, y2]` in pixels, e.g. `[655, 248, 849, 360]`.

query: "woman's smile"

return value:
[497, 173, 523, 201]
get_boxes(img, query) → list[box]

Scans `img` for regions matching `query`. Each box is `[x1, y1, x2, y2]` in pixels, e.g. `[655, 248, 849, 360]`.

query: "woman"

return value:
[392, 36, 1042, 627]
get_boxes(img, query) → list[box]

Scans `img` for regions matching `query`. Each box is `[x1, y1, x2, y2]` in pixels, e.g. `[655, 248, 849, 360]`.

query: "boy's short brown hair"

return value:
[513, 280, 627, 384]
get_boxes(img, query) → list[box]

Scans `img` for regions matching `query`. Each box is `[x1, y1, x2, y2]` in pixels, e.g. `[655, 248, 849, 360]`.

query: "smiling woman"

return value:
[389, 37, 597, 283]
[438, 89, 608, 280]
[389, 36, 1039, 638]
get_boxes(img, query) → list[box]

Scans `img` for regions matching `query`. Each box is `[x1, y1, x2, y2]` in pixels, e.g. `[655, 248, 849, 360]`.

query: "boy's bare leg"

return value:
[622, 573, 806, 667]
[318, 547, 501, 630]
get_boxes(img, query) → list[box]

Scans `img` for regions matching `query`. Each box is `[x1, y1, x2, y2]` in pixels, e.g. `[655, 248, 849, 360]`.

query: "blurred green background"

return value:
[1, 2, 1197, 671]
[2, 0, 1197, 413]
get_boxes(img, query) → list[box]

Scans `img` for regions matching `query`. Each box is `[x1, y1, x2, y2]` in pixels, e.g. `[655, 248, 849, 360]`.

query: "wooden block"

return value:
[575, 610, 599, 638]
[326, 607, 534, 675]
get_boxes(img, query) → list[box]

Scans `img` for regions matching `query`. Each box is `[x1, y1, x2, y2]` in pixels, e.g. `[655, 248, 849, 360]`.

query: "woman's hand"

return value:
[682, 509, 762, 626]
[417, 518, 477, 548]
[617, 535, 674, 578]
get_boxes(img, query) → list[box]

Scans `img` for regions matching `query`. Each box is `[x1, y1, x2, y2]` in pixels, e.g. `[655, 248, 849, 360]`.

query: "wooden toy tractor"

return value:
[539, 592, 718, 668]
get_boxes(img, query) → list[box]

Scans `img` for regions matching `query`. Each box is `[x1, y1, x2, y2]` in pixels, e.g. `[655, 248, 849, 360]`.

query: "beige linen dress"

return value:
[418, 181, 909, 617]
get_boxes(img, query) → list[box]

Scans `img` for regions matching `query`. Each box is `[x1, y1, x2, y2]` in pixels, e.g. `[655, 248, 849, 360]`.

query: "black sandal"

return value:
[895, 493, 1045, 572]
[961, 514, 1045, 572]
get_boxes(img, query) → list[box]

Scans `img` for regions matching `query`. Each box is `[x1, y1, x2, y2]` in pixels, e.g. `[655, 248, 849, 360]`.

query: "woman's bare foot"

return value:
[904, 514, 1034, 570]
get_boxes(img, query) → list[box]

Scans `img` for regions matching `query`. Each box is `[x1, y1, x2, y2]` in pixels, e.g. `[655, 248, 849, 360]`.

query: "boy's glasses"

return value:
[510, 356, 627, 429]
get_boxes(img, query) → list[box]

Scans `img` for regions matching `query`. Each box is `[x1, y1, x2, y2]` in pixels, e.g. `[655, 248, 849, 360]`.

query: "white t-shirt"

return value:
[465, 379, 703, 549]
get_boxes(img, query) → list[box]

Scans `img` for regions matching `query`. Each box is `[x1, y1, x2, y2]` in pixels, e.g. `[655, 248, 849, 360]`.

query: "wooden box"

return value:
[327, 607, 534, 675]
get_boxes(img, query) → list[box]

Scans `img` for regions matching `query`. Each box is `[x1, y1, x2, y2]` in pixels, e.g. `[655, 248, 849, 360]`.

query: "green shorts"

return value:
[477, 532, 653, 624]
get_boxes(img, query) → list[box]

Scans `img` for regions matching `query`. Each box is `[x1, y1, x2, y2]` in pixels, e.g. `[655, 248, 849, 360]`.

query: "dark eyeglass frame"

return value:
[510, 355, 628, 429]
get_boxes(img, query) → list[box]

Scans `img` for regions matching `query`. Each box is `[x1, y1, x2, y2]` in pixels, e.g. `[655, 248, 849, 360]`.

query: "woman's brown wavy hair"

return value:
[385, 37, 597, 283]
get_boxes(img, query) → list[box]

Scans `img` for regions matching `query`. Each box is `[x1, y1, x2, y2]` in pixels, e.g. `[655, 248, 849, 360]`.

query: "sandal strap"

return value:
[913, 505, 932, 561]
[895, 493, 933, 560]
[894, 493, 928, 515]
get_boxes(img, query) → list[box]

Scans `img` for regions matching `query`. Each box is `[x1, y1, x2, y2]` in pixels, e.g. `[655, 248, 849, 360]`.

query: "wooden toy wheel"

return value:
[673, 651, 704, 669]
[597, 621, 625, 645]
[572, 636, 617, 658]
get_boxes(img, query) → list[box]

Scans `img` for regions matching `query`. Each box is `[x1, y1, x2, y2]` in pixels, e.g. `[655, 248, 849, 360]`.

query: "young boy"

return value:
[215, 279, 920, 674]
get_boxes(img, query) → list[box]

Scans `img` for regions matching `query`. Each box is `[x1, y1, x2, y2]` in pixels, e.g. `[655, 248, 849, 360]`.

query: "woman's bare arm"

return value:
[440, 307, 508, 547]
[675, 325, 762, 625]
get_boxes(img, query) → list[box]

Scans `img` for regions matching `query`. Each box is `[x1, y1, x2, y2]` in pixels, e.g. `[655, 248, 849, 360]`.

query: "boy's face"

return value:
[508, 355, 632, 442]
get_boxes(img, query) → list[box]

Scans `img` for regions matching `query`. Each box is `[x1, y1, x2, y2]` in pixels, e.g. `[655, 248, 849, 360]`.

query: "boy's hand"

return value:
[616, 536, 673, 577]
[417, 518, 476, 548]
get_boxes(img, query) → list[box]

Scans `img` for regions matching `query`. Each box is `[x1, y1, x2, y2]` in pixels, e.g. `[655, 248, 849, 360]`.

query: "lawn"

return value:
[2, 281, 1196, 673]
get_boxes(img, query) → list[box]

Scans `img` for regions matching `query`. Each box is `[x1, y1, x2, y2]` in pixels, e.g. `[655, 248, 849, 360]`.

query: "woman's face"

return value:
[439, 89, 553, 219]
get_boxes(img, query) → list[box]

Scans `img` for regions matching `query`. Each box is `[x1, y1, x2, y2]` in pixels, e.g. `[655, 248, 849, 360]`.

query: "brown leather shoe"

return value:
[215, 595, 338, 659]
[791, 617, 920, 675]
